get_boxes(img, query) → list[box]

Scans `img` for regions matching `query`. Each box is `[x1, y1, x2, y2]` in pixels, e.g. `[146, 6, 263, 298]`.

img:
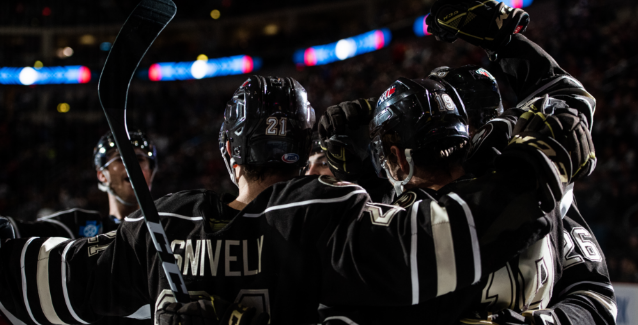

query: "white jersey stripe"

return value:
[6, 217, 21, 239]
[125, 213, 204, 222]
[38, 208, 99, 220]
[243, 189, 368, 218]
[430, 202, 457, 297]
[557, 280, 615, 297]
[324, 316, 360, 325]
[21, 237, 41, 325]
[446, 193, 481, 284]
[410, 200, 422, 305]
[37, 237, 69, 325]
[0, 299, 27, 325]
[569, 290, 618, 321]
[61, 241, 89, 324]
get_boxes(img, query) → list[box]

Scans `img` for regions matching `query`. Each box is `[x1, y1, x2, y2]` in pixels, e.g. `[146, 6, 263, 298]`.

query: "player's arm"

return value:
[427, 0, 596, 127]
[543, 210, 617, 325]
[0, 221, 149, 325]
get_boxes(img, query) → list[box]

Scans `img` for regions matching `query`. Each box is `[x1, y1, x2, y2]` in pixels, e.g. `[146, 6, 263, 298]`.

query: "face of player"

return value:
[305, 152, 333, 176]
[98, 148, 153, 202]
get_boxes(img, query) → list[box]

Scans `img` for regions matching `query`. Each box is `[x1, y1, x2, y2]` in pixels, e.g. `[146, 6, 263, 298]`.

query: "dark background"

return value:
[1, 0, 638, 282]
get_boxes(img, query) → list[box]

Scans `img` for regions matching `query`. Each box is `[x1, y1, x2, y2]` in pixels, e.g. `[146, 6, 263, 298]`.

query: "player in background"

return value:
[0, 130, 157, 240]
[304, 132, 332, 177]
[0, 75, 587, 325]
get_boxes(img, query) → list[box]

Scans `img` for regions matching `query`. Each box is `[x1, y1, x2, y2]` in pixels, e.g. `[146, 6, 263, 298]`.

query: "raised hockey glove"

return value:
[0, 217, 16, 248]
[428, 0, 530, 51]
[158, 297, 269, 325]
[318, 98, 376, 181]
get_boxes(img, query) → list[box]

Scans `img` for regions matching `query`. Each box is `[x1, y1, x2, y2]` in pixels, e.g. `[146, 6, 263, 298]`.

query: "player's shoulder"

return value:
[38, 208, 103, 237]
[124, 189, 219, 224]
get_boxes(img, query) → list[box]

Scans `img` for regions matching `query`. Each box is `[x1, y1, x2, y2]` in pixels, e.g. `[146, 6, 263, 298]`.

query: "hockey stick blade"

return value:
[97, 0, 190, 303]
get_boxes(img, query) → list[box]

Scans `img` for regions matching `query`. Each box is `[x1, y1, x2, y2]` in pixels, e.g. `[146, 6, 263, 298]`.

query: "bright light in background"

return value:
[57, 47, 74, 58]
[413, 14, 432, 37]
[79, 34, 96, 45]
[264, 24, 279, 35]
[0, 66, 92, 85]
[413, 1, 533, 37]
[196, 54, 208, 61]
[210, 10, 221, 19]
[57, 103, 70, 113]
[34, 61, 44, 69]
[144, 55, 261, 81]
[293, 28, 392, 66]
[19, 67, 38, 85]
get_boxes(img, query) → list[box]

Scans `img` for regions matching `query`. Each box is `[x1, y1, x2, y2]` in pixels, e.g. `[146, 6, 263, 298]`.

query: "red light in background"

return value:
[512, 0, 523, 8]
[78, 66, 91, 83]
[304, 48, 317, 66]
[42, 7, 51, 16]
[374, 30, 385, 49]
[149, 63, 162, 81]
[242, 56, 254, 73]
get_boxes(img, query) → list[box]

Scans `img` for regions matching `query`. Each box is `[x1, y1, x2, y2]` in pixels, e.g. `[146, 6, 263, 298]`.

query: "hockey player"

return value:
[0, 75, 589, 325]
[304, 132, 332, 176]
[1, 130, 157, 239]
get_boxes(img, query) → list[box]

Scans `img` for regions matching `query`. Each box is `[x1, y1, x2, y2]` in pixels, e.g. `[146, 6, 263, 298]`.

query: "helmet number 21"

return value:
[266, 117, 287, 136]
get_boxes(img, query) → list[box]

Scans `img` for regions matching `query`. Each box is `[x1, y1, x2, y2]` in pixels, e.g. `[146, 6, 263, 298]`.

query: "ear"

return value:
[390, 146, 410, 174]
[97, 169, 108, 183]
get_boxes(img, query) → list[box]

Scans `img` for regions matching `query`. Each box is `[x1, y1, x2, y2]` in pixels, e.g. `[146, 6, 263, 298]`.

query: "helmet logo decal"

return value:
[378, 86, 396, 106]
[442, 94, 456, 111]
[282, 153, 300, 163]
[474, 68, 496, 81]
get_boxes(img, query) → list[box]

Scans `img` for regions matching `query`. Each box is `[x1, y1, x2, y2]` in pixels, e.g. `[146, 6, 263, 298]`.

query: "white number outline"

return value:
[562, 230, 584, 269]
[265, 117, 287, 136]
[571, 227, 602, 262]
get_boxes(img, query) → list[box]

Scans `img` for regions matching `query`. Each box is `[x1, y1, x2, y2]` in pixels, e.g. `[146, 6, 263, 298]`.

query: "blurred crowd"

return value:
[1, 0, 638, 282]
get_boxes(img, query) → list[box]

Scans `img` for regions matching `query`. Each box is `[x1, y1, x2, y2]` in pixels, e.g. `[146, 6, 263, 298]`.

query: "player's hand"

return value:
[158, 297, 269, 325]
[318, 98, 376, 181]
[496, 95, 596, 211]
[0, 216, 17, 248]
[428, 0, 530, 51]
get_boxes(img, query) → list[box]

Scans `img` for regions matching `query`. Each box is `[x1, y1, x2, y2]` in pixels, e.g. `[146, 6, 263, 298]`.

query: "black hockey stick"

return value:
[97, 0, 189, 303]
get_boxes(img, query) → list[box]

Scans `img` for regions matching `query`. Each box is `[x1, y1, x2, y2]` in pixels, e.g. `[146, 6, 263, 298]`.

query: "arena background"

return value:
[1, 0, 638, 322]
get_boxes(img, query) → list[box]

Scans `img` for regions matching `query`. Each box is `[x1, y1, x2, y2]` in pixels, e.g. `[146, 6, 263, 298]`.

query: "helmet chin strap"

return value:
[382, 148, 414, 196]
[98, 168, 138, 207]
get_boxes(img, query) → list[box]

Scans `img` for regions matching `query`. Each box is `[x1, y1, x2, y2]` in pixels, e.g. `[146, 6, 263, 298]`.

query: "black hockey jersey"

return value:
[4, 208, 104, 239]
[0, 172, 554, 325]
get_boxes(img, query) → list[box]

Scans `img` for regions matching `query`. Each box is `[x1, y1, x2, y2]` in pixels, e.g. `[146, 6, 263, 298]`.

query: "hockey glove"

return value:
[428, 0, 530, 51]
[157, 297, 269, 325]
[0, 217, 16, 248]
[318, 98, 376, 181]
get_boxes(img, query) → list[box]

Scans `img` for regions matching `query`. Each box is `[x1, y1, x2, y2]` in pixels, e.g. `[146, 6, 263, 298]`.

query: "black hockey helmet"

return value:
[93, 130, 157, 206]
[429, 65, 503, 129]
[93, 130, 157, 171]
[219, 75, 315, 186]
[369, 77, 470, 194]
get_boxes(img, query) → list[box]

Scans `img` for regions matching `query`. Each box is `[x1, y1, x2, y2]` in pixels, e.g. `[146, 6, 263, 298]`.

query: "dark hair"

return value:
[243, 164, 299, 182]
[382, 132, 470, 172]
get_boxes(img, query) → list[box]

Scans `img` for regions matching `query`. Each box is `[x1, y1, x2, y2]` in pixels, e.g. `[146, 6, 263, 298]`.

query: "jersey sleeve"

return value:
[497, 34, 596, 128]
[546, 208, 617, 325]
[0, 221, 149, 325]
[319, 170, 553, 307]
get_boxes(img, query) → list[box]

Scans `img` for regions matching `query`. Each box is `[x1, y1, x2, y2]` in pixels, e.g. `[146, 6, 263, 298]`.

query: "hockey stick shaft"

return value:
[98, 0, 189, 303]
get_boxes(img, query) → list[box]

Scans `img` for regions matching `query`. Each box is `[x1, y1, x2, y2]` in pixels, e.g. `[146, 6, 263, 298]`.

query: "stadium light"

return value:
[0, 66, 92, 85]
[293, 28, 392, 67]
[414, 0, 534, 37]
[144, 55, 261, 81]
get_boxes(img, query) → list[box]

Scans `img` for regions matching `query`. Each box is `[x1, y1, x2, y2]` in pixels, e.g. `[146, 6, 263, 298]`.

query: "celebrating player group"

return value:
[0, 0, 616, 324]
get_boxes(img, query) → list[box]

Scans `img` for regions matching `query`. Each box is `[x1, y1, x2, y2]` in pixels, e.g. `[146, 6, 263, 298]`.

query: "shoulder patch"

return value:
[392, 191, 417, 208]
[79, 220, 101, 237]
